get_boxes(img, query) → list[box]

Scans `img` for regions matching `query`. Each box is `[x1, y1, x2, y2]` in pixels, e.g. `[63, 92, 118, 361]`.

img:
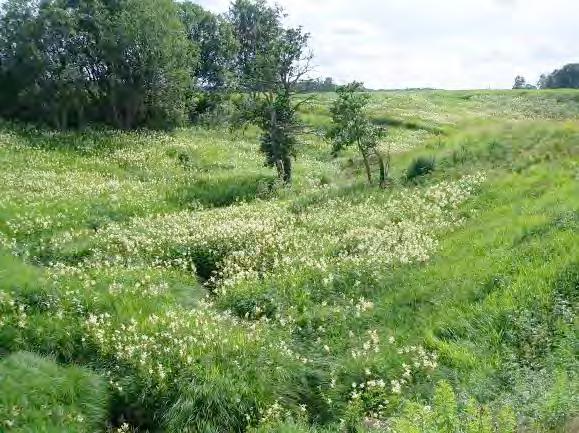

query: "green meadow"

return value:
[0, 90, 577, 432]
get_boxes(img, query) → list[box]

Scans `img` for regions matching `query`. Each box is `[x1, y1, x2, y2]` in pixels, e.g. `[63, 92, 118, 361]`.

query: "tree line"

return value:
[513, 63, 579, 90]
[0, 0, 324, 183]
[0, 0, 319, 130]
[0, 0, 391, 186]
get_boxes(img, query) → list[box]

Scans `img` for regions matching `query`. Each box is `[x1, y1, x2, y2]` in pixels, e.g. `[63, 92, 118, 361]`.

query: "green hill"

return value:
[0, 90, 577, 432]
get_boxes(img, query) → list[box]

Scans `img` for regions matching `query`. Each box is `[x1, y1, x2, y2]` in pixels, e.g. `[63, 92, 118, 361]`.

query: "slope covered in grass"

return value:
[0, 90, 577, 432]
[0, 352, 108, 432]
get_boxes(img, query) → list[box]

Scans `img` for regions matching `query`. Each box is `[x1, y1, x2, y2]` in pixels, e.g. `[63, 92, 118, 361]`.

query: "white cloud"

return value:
[3, 0, 573, 88]
[0, 0, 574, 80]
[162, 0, 577, 89]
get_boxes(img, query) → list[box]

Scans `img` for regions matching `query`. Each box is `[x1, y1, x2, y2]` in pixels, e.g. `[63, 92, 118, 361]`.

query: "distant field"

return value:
[0, 90, 578, 432]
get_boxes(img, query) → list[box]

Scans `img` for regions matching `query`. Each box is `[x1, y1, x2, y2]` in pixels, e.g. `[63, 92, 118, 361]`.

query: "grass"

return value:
[0, 352, 108, 432]
[0, 90, 578, 432]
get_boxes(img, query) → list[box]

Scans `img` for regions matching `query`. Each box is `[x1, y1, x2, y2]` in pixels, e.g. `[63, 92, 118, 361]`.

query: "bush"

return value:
[406, 156, 436, 182]
[168, 173, 276, 209]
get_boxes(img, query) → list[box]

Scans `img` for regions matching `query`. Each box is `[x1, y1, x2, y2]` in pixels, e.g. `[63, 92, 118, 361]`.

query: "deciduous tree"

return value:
[328, 82, 389, 186]
[229, 0, 312, 183]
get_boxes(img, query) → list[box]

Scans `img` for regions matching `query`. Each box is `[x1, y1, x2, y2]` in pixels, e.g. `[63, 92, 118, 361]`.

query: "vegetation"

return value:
[0, 0, 194, 130]
[512, 76, 536, 90]
[406, 156, 436, 182]
[0, 352, 108, 432]
[328, 82, 388, 186]
[0, 0, 315, 182]
[0, 89, 577, 432]
[228, 0, 312, 183]
[538, 64, 579, 89]
[296, 77, 338, 93]
[0, 1, 577, 432]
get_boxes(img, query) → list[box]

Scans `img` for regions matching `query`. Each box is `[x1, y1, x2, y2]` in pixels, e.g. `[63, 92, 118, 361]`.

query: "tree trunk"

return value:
[282, 155, 292, 183]
[77, 102, 85, 130]
[358, 142, 373, 184]
[275, 159, 285, 181]
[111, 92, 121, 129]
[61, 109, 68, 130]
[374, 148, 387, 187]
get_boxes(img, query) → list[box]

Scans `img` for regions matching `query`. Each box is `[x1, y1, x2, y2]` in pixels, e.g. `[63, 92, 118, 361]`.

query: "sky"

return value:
[195, 0, 579, 90]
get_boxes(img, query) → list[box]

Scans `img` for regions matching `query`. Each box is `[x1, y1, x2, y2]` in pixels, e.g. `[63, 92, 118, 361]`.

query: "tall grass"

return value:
[0, 90, 577, 432]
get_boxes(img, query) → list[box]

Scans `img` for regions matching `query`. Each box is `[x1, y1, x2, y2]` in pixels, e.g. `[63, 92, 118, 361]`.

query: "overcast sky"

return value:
[195, 0, 578, 89]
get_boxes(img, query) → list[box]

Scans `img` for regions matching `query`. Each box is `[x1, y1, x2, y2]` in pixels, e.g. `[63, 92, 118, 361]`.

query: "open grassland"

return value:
[0, 90, 578, 433]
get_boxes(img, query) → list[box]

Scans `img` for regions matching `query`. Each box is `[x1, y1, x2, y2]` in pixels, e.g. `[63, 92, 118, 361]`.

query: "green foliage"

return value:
[228, 0, 286, 93]
[0, 352, 108, 433]
[248, 418, 338, 433]
[328, 82, 388, 185]
[228, 0, 311, 183]
[296, 77, 338, 93]
[512, 75, 536, 90]
[99, 0, 194, 129]
[0, 90, 578, 432]
[168, 173, 276, 209]
[0, 0, 194, 130]
[539, 63, 579, 89]
[178, 2, 237, 91]
[391, 381, 517, 433]
[433, 381, 459, 433]
[257, 92, 300, 183]
[513, 75, 527, 90]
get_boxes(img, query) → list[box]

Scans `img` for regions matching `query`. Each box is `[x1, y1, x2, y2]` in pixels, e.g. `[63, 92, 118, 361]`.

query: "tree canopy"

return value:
[0, 0, 195, 129]
[538, 63, 579, 89]
[512, 75, 536, 90]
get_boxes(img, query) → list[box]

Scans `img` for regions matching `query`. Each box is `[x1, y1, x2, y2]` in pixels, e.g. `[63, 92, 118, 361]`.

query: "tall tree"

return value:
[228, 0, 284, 94]
[229, 0, 312, 183]
[537, 74, 548, 89]
[0, 0, 100, 127]
[98, 0, 195, 129]
[539, 64, 579, 89]
[178, 3, 236, 90]
[512, 75, 527, 90]
[0, 0, 195, 129]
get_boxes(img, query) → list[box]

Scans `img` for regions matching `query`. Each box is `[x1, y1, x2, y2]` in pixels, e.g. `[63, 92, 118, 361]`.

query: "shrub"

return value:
[406, 156, 436, 182]
[390, 381, 517, 433]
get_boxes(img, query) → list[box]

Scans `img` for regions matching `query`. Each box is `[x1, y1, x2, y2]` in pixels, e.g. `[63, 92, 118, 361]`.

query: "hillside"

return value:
[0, 90, 578, 433]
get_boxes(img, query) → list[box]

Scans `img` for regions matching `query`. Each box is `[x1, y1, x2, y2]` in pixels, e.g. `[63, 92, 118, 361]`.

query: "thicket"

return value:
[538, 64, 579, 89]
[0, 0, 318, 133]
[0, 0, 324, 183]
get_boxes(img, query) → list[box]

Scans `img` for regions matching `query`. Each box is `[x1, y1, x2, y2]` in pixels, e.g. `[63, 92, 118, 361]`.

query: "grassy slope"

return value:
[0, 90, 577, 432]
[0, 352, 108, 433]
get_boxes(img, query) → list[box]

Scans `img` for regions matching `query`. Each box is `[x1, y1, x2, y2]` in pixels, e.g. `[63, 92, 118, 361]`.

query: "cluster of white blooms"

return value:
[1, 404, 87, 431]
[0, 232, 16, 250]
[351, 329, 382, 359]
[0, 129, 270, 253]
[0, 125, 489, 428]
[346, 332, 438, 421]
[107, 280, 169, 298]
[380, 128, 434, 154]
[50, 173, 485, 302]
[82, 300, 294, 392]
[0, 291, 27, 329]
[258, 400, 288, 425]
[0, 165, 163, 242]
[112, 423, 137, 433]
